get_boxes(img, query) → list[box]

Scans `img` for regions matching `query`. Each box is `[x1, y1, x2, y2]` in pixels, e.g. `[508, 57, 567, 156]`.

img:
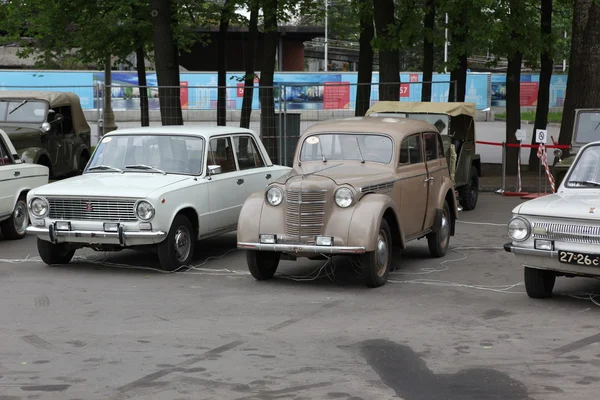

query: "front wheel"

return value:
[247, 250, 280, 280]
[458, 165, 479, 211]
[1, 198, 29, 240]
[37, 238, 75, 266]
[524, 267, 556, 298]
[427, 200, 451, 258]
[157, 215, 195, 272]
[360, 219, 392, 288]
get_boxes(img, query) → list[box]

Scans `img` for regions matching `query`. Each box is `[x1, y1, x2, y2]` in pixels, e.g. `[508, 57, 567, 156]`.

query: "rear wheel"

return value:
[427, 200, 451, 258]
[247, 250, 280, 280]
[37, 238, 75, 266]
[360, 219, 392, 288]
[458, 165, 479, 211]
[524, 267, 556, 298]
[0, 198, 29, 240]
[157, 215, 195, 272]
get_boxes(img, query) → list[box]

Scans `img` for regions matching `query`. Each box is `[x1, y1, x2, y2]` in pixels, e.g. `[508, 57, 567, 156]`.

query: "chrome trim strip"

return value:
[0, 173, 48, 183]
[504, 243, 557, 258]
[26, 226, 167, 241]
[360, 180, 396, 193]
[237, 242, 366, 254]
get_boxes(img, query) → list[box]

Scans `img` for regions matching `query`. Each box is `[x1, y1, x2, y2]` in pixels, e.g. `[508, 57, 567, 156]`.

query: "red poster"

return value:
[520, 82, 539, 106]
[180, 81, 189, 110]
[410, 73, 419, 82]
[237, 83, 245, 97]
[323, 82, 350, 109]
[400, 84, 410, 97]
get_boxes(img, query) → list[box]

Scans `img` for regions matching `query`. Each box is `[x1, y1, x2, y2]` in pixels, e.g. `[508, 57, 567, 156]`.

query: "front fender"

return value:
[237, 192, 265, 243]
[347, 194, 403, 252]
[19, 148, 51, 165]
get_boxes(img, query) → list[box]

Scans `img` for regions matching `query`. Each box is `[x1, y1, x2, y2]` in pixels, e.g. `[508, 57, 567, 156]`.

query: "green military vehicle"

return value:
[366, 101, 481, 210]
[552, 109, 600, 187]
[0, 91, 92, 179]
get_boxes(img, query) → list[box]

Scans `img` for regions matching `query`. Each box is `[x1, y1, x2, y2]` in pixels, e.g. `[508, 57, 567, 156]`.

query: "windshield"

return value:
[0, 99, 48, 124]
[300, 133, 393, 164]
[566, 145, 600, 188]
[574, 111, 600, 144]
[87, 134, 205, 175]
[370, 112, 450, 135]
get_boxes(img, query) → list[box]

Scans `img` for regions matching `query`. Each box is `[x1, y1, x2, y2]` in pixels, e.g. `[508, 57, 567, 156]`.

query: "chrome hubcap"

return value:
[439, 211, 450, 248]
[13, 203, 28, 234]
[174, 226, 191, 262]
[375, 231, 388, 277]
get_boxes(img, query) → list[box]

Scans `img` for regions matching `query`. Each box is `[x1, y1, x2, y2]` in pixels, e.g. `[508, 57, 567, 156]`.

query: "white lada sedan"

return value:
[505, 141, 600, 298]
[26, 126, 291, 271]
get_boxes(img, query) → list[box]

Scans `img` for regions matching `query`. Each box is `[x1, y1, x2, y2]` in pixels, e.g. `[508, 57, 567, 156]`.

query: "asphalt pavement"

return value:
[1, 193, 600, 399]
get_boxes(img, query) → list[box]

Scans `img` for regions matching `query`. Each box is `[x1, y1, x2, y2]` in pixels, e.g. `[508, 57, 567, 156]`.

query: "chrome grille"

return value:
[48, 197, 138, 222]
[285, 189, 327, 239]
[360, 180, 396, 193]
[533, 222, 600, 244]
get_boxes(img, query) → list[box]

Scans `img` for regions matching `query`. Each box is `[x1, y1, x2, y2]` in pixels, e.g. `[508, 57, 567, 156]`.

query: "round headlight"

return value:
[266, 186, 283, 206]
[334, 187, 354, 208]
[136, 200, 155, 221]
[30, 197, 48, 217]
[508, 217, 530, 242]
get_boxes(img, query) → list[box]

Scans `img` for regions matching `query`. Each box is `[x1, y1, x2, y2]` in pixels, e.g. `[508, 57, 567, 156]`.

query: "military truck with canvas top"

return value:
[0, 91, 92, 179]
[366, 102, 481, 210]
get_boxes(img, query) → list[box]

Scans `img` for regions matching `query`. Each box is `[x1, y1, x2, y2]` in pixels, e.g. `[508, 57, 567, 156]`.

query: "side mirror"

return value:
[208, 165, 222, 175]
[54, 113, 64, 124]
[554, 149, 563, 162]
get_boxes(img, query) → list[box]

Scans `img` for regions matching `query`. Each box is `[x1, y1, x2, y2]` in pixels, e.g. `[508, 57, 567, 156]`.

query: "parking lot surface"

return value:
[1, 193, 599, 400]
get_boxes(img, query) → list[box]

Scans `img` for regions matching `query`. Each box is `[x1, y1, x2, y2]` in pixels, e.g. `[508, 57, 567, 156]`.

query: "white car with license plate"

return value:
[0, 128, 49, 240]
[505, 140, 600, 298]
[26, 126, 291, 271]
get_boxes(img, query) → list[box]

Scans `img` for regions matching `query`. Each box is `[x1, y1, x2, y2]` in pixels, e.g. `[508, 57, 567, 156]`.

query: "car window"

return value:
[399, 134, 423, 165]
[300, 133, 393, 164]
[233, 135, 265, 170]
[437, 134, 446, 158]
[0, 138, 13, 166]
[0, 99, 47, 123]
[207, 137, 237, 173]
[424, 132, 438, 161]
[566, 145, 600, 187]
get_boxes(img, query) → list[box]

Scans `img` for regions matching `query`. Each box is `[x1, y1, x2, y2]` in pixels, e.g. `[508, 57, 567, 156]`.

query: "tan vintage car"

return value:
[237, 116, 459, 287]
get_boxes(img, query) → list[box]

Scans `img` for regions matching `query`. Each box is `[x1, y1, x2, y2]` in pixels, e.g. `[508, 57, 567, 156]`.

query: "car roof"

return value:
[301, 116, 439, 138]
[104, 125, 256, 138]
[366, 101, 477, 117]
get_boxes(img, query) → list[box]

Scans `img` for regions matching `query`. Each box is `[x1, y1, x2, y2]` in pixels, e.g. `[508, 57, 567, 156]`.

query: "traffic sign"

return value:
[535, 129, 548, 144]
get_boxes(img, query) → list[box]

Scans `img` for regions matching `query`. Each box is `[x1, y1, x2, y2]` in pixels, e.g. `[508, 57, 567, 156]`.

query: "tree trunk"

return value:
[150, 0, 183, 125]
[217, 0, 234, 126]
[260, 0, 278, 162]
[558, 0, 594, 153]
[136, 46, 149, 127]
[355, 0, 374, 116]
[528, 0, 553, 166]
[422, 0, 435, 101]
[240, 1, 259, 129]
[373, 0, 399, 101]
[505, 52, 523, 174]
[447, 8, 468, 103]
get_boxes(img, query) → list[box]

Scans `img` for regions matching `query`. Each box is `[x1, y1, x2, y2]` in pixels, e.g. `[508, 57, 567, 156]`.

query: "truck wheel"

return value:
[427, 200, 451, 258]
[78, 153, 90, 174]
[458, 166, 479, 211]
[360, 219, 392, 288]
[247, 250, 280, 280]
[524, 267, 556, 298]
[37, 238, 75, 266]
[157, 214, 195, 272]
[0, 198, 29, 240]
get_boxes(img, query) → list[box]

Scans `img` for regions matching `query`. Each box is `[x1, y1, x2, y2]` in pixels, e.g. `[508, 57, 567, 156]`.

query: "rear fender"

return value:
[19, 148, 51, 165]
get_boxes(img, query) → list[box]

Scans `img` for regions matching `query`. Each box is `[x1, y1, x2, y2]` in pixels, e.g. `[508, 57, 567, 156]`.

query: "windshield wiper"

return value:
[317, 136, 327, 162]
[87, 165, 123, 173]
[355, 137, 365, 163]
[125, 164, 166, 175]
[569, 180, 600, 187]
[8, 99, 28, 115]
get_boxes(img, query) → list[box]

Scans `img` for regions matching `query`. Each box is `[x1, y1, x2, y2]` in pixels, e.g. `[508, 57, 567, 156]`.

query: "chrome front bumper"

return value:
[238, 242, 366, 254]
[503, 242, 557, 257]
[27, 224, 167, 246]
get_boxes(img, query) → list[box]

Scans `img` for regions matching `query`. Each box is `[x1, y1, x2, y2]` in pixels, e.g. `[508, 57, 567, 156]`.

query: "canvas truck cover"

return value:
[365, 101, 477, 118]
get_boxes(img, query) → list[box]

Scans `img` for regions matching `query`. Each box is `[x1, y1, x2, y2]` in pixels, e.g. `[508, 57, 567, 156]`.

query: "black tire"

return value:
[458, 165, 479, 211]
[37, 157, 53, 180]
[427, 200, 451, 258]
[157, 214, 195, 272]
[0, 198, 29, 240]
[37, 238, 75, 266]
[360, 219, 392, 288]
[78, 153, 90, 174]
[524, 267, 556, 298]
[247, 250, 280, 280]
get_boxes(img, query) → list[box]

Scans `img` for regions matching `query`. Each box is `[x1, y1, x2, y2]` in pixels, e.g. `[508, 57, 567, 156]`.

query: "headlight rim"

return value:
[29, 196, 49, 217]
[508, 216, 531, 242]
[266, 186, 284, 206]
[135, 200, 155, 221]
[334, 187, 354, 208]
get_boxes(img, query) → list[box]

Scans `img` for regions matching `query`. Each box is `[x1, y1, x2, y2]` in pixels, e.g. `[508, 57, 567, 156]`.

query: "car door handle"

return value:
[424, 177, 433, 182]
[14, 171, 20, 177]
[266, 174, 271, 179]
[237, 178, 244, 185]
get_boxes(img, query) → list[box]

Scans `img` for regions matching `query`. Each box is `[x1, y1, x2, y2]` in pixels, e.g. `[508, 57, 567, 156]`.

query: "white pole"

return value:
[324, 0, 328, 72]
[444, 13, 448, 73]
[563, 31, 567, 71]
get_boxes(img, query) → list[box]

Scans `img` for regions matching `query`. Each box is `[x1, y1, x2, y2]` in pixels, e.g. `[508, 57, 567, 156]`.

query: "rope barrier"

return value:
[476, 140, 569, 149]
